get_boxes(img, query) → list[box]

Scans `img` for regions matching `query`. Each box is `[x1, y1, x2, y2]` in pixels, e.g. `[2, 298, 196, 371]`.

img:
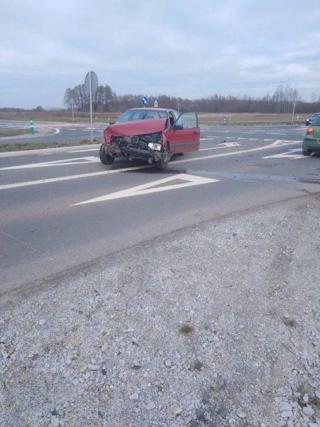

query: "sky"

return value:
[1, 0, 320, 108]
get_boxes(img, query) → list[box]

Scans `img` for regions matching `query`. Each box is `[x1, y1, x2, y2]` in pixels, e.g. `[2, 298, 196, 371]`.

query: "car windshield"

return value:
[116, 109, 167, 123]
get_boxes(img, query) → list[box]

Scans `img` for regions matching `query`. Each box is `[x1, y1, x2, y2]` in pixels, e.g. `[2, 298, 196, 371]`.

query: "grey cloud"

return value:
[0, 0, 319, 107]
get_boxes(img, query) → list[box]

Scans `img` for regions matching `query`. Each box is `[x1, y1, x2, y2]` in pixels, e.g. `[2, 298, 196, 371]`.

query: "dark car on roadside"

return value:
[99, 108, 200, 169]
[302, 115, 320, 156]
[305, 112, 320, 126]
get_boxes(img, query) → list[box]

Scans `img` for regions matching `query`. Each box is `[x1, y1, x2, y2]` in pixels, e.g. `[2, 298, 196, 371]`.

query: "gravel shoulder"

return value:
[1, 195, 320, 427]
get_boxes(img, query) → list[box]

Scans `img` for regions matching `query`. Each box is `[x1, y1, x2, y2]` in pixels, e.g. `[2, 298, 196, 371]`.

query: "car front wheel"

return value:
[155, 150, 170, 169]
[99, 144, 114, 165]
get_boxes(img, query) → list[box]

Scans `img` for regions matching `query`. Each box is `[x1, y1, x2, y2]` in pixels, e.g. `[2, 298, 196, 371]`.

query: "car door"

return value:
[164, 112, 200, 154]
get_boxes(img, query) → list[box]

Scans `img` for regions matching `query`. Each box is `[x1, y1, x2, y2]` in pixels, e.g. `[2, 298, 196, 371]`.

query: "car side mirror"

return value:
[109, 121, 115, 125]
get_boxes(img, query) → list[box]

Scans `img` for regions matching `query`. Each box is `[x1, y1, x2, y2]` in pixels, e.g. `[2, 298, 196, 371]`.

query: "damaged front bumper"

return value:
[106, 132, 165, 163]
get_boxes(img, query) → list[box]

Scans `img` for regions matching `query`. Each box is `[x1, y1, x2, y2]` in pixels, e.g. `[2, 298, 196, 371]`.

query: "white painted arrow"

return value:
[263, 149, 305, 160]
[72, 173, 219, 206]
[0, 156, 100, 170]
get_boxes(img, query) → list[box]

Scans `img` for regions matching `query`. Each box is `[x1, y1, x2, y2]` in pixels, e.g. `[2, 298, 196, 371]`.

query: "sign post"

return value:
[291, 98, 297, 124]
[84, 71, 98, 142]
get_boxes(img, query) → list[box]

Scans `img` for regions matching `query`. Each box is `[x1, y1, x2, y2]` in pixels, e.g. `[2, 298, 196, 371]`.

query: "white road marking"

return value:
[0, 156, 100, 171]
[263, 149, 305, 160]
[0, 165, 150, 190]
[0, 140, 301, 191]
[273, 139, 301, 146]
[199, 142, 240, 151]
[72, 174, 219, 206]
[218, 142, 241, 148]
[69, 141, 241, 154]
[0, 144, 100, 158]
[67, 148, 99, 153]
[173, 140, 300, 165]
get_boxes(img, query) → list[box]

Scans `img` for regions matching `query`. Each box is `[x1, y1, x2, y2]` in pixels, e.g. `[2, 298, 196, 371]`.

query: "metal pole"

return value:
[71, 102, 74, 122]
[89, 71, 93, 142]
[291, 98, 296, 124]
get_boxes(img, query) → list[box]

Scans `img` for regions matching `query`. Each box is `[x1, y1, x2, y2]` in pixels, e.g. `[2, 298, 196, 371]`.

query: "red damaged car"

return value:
[100, 108, 200, 168]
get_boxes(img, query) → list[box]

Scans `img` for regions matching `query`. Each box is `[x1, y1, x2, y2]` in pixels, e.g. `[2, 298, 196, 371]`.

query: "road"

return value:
[1, 124, 319, 301]
[0, 121, 304, 145]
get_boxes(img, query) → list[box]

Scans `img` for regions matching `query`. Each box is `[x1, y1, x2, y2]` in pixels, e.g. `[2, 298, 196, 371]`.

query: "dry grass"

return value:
[0, 111, 308, 125]
[0, 111, 118, 123]
[0, 128, 30, 137]
[0, 139, 99, 152]
[198, 112, 307, 125]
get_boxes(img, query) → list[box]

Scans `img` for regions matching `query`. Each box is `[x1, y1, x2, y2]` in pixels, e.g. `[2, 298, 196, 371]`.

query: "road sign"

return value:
[84, 71, 99, 142]
[141, 96, 148, 106]
[154, 98, 158, 108]
[85, 71, 98, 95]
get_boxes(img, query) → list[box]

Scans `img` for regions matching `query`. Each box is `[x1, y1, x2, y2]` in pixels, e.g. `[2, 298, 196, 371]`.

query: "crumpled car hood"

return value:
[106, 119, 167, 137]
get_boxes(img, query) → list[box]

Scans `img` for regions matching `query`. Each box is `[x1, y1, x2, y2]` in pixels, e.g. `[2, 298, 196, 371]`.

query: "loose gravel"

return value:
[1, 196, 320, 426]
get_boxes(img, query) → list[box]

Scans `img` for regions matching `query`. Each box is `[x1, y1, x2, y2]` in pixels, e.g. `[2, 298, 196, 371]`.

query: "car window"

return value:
[130, 110, 148, 121]
[116, 110, 146, 122]
[144, 111, 160, 120]
[175, 112, 198, 129]
[311, 116, 320, 126]
[117, 109, 169, 122]
[116, 110, 134, 122]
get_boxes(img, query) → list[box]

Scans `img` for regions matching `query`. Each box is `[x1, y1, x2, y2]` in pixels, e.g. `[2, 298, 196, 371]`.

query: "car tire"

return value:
[302, 149, 312, 156]
[99, 144, 114, 165]
[155, 151, 170, 169]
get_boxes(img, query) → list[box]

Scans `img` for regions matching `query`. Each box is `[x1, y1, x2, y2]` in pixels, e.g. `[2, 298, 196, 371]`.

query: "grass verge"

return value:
[0, 128, 31, 137]
[0, 139, 100, 152]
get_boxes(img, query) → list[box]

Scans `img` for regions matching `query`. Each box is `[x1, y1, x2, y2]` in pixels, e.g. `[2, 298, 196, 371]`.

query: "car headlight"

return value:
[148, 142, 162, 151]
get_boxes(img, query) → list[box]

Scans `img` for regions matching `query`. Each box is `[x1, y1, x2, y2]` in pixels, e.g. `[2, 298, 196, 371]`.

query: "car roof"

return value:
[128, 107, 177, 113]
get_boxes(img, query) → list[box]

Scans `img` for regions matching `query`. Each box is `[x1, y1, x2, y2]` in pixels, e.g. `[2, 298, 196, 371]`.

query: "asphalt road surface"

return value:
[0, 121, 305, 145]
[1, 124, 319, 301]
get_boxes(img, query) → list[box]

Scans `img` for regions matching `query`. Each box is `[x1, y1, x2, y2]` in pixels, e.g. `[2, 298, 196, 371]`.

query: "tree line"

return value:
[63, 83, 320, 114]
